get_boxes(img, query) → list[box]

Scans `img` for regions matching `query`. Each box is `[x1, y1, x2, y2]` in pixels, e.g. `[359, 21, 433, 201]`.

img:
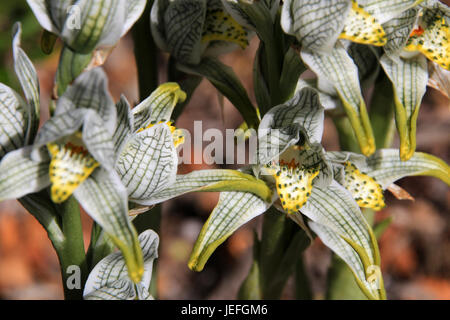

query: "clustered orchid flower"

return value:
[0, 0, 449, 301]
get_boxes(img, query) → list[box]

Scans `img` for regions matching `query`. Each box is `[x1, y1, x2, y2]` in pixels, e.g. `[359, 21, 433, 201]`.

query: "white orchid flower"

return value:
[84, 230, 159, 300]
[27, 0, 147, 54]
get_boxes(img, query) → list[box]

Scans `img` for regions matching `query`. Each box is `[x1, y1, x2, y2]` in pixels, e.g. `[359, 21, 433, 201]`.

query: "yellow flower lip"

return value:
[343, 162, 385, 210]
[47, 141, 99, 203]
[404, 11, 450, 70]
[263, 157, 320, 214]
[339, 0, 387, 46]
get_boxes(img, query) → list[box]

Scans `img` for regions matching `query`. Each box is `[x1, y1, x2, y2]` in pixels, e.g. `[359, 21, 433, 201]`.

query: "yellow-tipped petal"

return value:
[265, 163, 319, 214]
[137, 121, 185, 148]
[202, 9, 249, 49]
[339, 1, 387, 46]
[48, 143, 99, 203]
[343, 162, 385, 210]
[404, 16, 450, 70]
[172, 128, 185, 148]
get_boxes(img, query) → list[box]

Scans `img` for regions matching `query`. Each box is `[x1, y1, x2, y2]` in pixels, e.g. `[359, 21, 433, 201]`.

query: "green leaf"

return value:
[303, 181, 384, 299]
[365, 148, 450, 188]
[12, 22, 40, 142]
[188, 191, 271, 271]
[279, 47, 306, 101]
[0, 147, 50, 201]
[116, 123, 179, 201]
[84, 229, 159, 300]
[0, 83, 28, 158]
[73, 169, 144, 284]
[55, 46, 92, 97]
[346, 43, 380, 87]
[178, 57, 259, 128]
[326, 253, 369, 300]
[380, 54, 428, 161]
[41, 29, 58, 54]
[281, 0, 351, 52]
[301, 43, 376, 156]
[134, 169, 273, 206]
[253, 43, 271, 114]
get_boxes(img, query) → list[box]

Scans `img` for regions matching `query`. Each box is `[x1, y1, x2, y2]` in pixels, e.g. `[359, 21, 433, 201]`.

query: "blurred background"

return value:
[0, 0, 449, 300]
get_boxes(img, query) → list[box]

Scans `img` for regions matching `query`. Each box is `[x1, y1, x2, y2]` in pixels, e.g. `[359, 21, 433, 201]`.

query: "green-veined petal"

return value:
[35, 109, 116, 170]
[55, 68, 117, 135]
[0, 147, 50, 201]
[365, 148, 450, 188]
[12, 23, 40, 141]
[116, 123, 179, 201]
[113, 95, 134, 156]
[84, 229, 158, 300]
[61, 0, 127, 54]
[382, 8, 419, 56]
[122, 0, 148, 37]
[26, 0, 59, 33]
[281, 0, 351, 52]
[74, 169, 144, 283]
[189, 191, 271, 271]
[134, 169, 273, 205]
[358, 0, 424, 24]
[301, 43, 376, 156]
[259, 87, 325, 144]
[302, 181, 383, 299]
[163, 0, 206, 64]
[0, 84, 28, 158]
[380, 54, 428, 161]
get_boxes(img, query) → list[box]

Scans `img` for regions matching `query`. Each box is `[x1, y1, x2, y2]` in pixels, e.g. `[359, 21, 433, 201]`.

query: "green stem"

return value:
[238, 232, 262, 299]
[333, 115, 361, 153]
[57, 196, 88, 300]
[258, 208, 310, 299]
[132, 0, 158, 99]
[295, 254, 312, 300]
[369, 72, 396, 149]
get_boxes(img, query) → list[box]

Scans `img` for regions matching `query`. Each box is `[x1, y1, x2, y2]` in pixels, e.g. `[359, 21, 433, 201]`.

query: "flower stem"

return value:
[57, 196, 88, 300]
[239, 208, 311, 299]
[132, 0, 158, 99]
